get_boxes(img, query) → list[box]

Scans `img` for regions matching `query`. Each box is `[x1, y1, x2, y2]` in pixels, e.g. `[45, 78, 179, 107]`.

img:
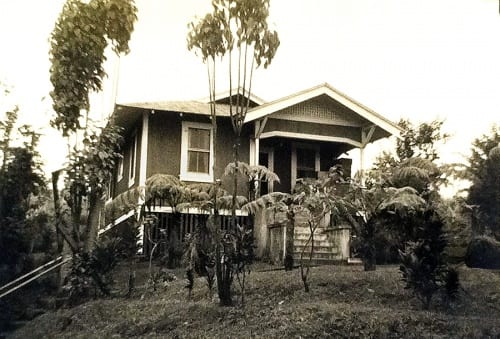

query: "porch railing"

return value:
[142, 212, 251, 257]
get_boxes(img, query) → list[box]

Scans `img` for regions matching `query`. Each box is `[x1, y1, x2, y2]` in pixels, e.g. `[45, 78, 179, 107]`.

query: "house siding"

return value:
[147, 112, 182, 178]
[145, 112, 251, 197]
[114, 118, 142, 196]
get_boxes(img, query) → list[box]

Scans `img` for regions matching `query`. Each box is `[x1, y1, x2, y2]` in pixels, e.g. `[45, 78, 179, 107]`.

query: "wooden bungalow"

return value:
[104, 83, 401, 264]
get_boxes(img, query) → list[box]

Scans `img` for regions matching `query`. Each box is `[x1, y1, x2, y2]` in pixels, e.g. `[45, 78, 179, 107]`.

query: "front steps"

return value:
[292, 225, 349, 265]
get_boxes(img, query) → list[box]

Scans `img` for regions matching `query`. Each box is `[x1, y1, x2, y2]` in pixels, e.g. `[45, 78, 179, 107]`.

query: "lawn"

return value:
[9, 261, 500, 338]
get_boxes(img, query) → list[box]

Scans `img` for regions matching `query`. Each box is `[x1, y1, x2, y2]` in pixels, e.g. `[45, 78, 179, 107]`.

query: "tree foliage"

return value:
[0, 104, 47, 283]
[49, 0, 136, 263]
[61, 123, 124, 252]
[399, 208, 459, 309]
[50, 0, 137, 135]
[187, 0, 279, 306]
[460, 125, 500, 183]
[464, 126, 500, 236]
[396, 119, 449, 162]
[370, 119, 448, 191]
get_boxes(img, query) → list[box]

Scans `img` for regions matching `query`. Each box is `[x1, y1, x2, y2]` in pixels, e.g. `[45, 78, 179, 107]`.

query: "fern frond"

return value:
[224, 161, 251, 177]
[379, 186, 425, 214]
[106, 186, 146, 212]
[242, 192, 291, 214]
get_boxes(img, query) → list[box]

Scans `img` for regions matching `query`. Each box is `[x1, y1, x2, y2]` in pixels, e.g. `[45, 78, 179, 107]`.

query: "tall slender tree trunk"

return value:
[84, 194, 103, 252]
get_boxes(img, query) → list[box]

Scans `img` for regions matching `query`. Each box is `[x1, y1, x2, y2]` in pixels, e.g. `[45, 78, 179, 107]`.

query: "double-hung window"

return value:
[180, 121, 213, 182]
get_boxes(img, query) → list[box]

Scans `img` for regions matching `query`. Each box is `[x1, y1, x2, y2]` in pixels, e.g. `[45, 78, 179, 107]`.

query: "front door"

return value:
[291, 143, 320, 187]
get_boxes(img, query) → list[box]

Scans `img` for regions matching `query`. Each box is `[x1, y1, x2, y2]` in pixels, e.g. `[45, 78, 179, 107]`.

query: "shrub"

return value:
[115, 219, 140, 259]
[465, 236, 500, 269]
[64, 237, 121, 305]
[399, 209, 459, 309]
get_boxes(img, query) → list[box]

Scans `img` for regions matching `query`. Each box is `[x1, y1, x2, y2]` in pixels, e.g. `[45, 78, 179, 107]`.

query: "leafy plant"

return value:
[188, 0, 279, 307]
[467, 141, 500, 237]
[64, 236, 121, 305]
[0, 103, 47, 284]
[339, 183, 426, 271]
[227, 223, 254, 305]
[50, 0, 137, 135]
[399, 209, 458, 309]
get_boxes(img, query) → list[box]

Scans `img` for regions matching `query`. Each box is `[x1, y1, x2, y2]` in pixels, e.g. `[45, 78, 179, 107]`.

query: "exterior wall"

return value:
[114, 117, 142, 196]
[146, 112, 251, 197]
[147, 112, 182, 178]
[217, 120, 251, 197]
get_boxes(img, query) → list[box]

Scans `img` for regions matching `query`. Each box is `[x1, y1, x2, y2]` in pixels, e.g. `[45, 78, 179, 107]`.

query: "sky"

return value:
[1, 0, 499, 195]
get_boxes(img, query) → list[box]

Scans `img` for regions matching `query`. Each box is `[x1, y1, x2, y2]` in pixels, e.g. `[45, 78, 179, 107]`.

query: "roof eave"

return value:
[245, 83, 402, 139]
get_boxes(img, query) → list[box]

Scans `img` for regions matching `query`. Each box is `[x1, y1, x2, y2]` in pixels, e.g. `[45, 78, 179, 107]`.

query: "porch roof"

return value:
[245, 83, 402, 139]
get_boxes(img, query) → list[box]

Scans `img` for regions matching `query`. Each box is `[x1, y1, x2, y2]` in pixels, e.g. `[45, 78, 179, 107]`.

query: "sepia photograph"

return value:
[0, 0, 499, 337]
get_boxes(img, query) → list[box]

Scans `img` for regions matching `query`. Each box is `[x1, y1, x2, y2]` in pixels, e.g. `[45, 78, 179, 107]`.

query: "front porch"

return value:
[245, 84, 402, 263]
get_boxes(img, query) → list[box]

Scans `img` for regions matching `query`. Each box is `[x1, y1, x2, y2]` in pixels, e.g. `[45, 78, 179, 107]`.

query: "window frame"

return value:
[180, 121, 214, 183]
[128, 132, 138, 187]
[117, 155, 124, 182]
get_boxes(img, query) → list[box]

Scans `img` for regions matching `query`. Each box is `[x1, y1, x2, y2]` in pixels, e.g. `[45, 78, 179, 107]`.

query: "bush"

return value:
[64, 237, 121, 305]
[465, 236, 500, 269]
[399, 209, 459, 309]
[113, 219, 139, 259]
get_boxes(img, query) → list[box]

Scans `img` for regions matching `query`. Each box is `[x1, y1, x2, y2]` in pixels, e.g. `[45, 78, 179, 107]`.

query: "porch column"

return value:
[249, 137, 260, 166]
[359, 146, 365, 185]
[139, 111, 149, 187]
[137, 110, 150, 253]
[360, 125, 376, 186]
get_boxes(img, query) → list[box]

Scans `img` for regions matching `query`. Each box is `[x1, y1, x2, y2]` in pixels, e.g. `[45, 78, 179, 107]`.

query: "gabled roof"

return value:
[244, 83, 402, 137]
[199, 87, 267, 106]
[116, 101, 232, 116]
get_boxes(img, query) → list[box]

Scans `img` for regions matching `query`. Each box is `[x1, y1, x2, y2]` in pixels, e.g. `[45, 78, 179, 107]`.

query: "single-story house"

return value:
[105, 83, 402, 264]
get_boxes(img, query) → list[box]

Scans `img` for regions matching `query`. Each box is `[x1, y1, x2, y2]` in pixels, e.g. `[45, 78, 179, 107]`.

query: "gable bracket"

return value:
[361, 125, 376, 147]
[254, 117, 268, 139]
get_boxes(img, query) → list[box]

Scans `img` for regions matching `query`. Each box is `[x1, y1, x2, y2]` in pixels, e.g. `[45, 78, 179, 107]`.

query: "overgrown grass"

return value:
[10, 262, 500, 338]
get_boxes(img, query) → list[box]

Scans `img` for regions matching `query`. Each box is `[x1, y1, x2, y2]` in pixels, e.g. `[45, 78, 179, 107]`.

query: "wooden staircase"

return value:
[292, 215, 350, 265]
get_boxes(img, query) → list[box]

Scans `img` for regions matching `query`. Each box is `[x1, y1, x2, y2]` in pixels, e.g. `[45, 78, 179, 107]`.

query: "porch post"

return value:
[360, 125, 375, 186]
[139, 111, 149, 187]
[137, 110, 149, 253]
[359, 146, 365, 186]
[255, 138, 260, 164]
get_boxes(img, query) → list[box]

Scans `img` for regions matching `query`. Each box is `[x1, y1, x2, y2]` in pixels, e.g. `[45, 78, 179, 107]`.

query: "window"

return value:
[128, 133, 137, 187]
[180, 121, 213, 182]
[117, 156, 124, 182]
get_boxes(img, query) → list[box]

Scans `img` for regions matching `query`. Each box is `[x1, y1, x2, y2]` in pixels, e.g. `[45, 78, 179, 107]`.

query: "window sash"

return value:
[181, 122, 213, 182]
[187, 150, 210, 173]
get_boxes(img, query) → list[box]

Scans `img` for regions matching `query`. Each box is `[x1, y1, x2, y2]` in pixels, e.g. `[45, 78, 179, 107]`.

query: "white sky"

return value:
[1, 0, 499, 195]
